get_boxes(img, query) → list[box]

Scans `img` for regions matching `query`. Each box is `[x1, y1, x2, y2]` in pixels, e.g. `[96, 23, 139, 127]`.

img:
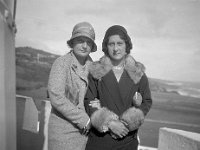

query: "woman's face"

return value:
[107, 35, 127, 62]
[72, 36, 92, 58]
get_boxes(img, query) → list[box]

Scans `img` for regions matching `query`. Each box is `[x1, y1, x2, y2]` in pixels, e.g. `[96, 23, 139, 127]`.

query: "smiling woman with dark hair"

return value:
[84, 25, 152, 150]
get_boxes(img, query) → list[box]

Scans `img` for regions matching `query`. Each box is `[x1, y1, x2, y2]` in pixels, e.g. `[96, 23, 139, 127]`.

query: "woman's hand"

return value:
[108, 120, 129, 139]
[81, 119, 91, 136]
[89, 98, 101, 109]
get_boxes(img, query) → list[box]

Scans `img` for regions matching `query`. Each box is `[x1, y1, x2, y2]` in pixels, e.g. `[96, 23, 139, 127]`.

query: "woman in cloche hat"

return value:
[84, 25, 152, 150]
[48, 22, 97, 150]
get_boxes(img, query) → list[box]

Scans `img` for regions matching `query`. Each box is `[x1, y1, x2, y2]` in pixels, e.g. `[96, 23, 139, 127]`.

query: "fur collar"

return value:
[89, 55, 145, 84]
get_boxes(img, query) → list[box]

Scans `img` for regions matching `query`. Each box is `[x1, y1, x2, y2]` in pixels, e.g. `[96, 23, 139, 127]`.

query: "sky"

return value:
[15, 0, 200, 83]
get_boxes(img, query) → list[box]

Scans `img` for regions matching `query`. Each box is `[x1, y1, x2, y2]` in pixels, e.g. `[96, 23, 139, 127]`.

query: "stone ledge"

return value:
[138, 145, 157, 150]
[158, 127, 200, 150]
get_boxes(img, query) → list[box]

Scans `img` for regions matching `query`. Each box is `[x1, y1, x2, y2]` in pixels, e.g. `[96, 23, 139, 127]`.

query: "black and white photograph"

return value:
[1, 0, 200, 150]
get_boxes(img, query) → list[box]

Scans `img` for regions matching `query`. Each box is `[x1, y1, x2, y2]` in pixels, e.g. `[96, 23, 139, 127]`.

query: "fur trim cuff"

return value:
[120, 107, 144, 131]
[91, 107, 118, 132]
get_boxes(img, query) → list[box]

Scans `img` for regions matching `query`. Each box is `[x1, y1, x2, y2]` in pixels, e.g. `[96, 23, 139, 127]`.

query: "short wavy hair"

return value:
[102, 25, 132, 56]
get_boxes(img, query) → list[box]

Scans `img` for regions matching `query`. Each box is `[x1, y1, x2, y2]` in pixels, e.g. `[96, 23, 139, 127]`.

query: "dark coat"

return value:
[84, 55, 152, 150]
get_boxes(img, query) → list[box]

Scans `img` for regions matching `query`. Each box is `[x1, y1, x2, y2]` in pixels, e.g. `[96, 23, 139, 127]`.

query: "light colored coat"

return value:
[48, 51, 92, 150]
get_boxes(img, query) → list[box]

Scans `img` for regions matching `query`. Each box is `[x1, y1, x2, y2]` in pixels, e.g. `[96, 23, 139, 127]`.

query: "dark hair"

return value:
[67, 39, 73, 48]
[102, 25, 132, 56]
[67, 36, 94, 49]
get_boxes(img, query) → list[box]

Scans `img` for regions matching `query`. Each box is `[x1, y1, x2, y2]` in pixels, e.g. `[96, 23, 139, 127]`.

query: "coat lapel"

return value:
[70, 52, 92, 85]
[119, 71, 137, 108]
[119, 71, 134, 100]
[101, 70, 125, 113]
[72, 64, 88, 84]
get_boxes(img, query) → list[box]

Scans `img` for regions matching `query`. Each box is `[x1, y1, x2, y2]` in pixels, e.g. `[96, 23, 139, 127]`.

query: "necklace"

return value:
[113, 62, 125, 70]
[113, 66, 124, 70]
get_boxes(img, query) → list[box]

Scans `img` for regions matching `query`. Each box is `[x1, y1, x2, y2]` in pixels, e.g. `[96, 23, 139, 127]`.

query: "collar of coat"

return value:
[70, 50, 93, 70]
[89, 55, 145, 84]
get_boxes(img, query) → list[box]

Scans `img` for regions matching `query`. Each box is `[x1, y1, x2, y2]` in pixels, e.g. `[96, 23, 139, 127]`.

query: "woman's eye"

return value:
[87, 42, 93, 46]
[108, 43, 114, 46]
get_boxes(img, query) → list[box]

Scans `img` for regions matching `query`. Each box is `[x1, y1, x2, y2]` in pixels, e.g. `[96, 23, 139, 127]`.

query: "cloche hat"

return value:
[67, 22, 97, 52]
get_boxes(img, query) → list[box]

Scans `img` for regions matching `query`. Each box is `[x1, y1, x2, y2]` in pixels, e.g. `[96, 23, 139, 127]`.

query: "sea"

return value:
[165, 81, 200, 99]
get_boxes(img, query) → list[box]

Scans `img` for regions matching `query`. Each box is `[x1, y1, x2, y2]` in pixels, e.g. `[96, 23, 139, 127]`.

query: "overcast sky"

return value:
[15, 0, 200, 82]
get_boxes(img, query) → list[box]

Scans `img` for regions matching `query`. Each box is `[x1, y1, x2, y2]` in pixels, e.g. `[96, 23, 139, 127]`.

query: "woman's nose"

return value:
[114, 45, 118, 51]
[82, 42, 87, 48]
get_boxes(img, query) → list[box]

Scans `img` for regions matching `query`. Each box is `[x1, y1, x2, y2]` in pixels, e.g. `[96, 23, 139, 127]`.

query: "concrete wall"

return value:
[16, 95, 44, 150]
[0, 0, 16, 150]
[16, 95, 51, 150]
[158, 127, 200, 150]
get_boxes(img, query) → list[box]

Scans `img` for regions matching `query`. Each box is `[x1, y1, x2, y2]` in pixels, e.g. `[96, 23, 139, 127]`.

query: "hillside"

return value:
[17, 46, 163, 91]
[16, 47, 60, 90]
[16, 46, 200, 99]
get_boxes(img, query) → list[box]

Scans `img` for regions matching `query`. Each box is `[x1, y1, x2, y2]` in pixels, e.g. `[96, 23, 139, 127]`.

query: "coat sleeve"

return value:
[48, 56, 89, 129]
[84, 74, 118, 132]
[84, 74, 99, 116]
[138, 73, 152, 115]
[120, 73, 152, 131]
